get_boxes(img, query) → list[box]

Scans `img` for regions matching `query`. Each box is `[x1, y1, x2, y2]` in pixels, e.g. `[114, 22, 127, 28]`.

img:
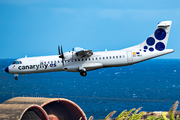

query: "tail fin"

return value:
[123, 21, 174, 64]
[124, 21, 172, 51]
[139, 21, 172, 52]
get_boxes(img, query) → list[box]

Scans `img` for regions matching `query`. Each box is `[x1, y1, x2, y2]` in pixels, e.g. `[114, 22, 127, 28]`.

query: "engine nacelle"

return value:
[62, 47, 92, 61]
[63, 51, 79, 60]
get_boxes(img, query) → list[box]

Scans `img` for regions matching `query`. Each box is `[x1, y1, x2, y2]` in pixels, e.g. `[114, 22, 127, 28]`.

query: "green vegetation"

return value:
[87, 101, 180, 120]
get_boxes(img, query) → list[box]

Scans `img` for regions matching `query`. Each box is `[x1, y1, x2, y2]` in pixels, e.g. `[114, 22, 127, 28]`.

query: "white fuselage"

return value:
[8, 50, 127, 74]
[7, 49, 173, 75]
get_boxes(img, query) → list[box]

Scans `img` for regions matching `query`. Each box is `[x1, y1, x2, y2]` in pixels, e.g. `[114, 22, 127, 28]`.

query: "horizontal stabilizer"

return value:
[158, 21, 171, 27]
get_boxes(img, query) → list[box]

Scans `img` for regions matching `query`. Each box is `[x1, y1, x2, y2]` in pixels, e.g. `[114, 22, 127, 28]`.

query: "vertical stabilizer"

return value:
[123, 21, 172, 51]
[139, 21, 172, 52]
[123, 21, 174, 64]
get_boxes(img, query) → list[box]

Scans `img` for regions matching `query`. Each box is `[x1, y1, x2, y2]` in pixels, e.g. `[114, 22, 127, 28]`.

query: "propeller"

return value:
[58, 45, 65, 66]
[58, 45, 61, 55]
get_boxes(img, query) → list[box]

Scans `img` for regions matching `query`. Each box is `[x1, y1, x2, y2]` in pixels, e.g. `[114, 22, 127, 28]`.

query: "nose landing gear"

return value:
[80, 71, 87, 76]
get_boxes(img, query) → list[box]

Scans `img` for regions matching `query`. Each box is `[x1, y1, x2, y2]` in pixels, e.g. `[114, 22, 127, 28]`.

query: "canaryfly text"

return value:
[18, 63, 56, 70]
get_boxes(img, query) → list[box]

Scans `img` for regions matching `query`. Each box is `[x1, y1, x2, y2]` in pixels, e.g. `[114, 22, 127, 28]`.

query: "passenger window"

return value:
[54, 61, 56, 63]
[85, 58, 87, 61]
[116, 56, 118, 58]
[113, 56, 115, 59]
[106, 57, 108, 59]
[16, 61, 19, 64]
[89, 58, 91, 60]
[92, 58, 94, 60]
[96, 58, 98, 60]
[19, 61, 22, 64]
[103, 57, 105, 59]
[51, 61, 53, 63]
[75, 59, 77, 62]
[109, 56, 111, 59]
[99, 57, 101, 60]
[44, 62, 46, 64]
[78, 59, 80, 61]
[58, 61, 60, 63]
[120, 56, 121, 58]
[82, 59, 84, 61]
[123, 55, 125, 58]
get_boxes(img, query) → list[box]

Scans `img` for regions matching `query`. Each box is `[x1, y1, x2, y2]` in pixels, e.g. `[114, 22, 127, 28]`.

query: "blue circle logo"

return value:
[155, 42, 165, 51]
[144, 46, 148, 49]
[154, 28, 166, 40]
[149, 47, 154, 52]
[146, 37, 155, 46]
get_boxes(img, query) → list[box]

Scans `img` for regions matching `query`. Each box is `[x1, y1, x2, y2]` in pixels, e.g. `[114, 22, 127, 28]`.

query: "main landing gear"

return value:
[14, 74, 18, 80]
[14, 76, 18, 80]
[80, 71, 87, 77]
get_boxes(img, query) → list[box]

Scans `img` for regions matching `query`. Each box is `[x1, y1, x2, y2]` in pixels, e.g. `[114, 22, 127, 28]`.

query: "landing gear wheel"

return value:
[14, 76, 18, 80]
[80, 71, 87, 76]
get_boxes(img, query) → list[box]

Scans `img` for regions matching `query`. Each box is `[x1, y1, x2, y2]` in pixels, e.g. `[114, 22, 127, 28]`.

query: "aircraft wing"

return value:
[73, 47, 93, 58]
[76, 50, 93, 57]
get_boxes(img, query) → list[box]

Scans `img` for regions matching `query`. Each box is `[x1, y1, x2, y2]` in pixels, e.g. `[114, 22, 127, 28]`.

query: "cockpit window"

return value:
[12, 61, 22, 64]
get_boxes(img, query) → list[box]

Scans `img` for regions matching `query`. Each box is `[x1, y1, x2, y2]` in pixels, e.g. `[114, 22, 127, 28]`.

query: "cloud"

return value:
[49, 7, 180, 23]
[98, 9, 180, 21]
[50, 7, 180, 19]
[98, 9, 124, 20]
[0, 0, 46, 5]
[51, 8, 76, 14]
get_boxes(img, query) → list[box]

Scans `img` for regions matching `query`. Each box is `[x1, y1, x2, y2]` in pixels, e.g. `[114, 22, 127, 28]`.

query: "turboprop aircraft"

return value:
[5, 21, 174, 80]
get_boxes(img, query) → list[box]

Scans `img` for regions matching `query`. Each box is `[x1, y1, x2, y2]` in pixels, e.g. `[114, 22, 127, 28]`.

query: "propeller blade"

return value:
[61, 46, 64, 59]
[62, 60, 64, 66]
[58, 45, 61, 55]
[60, 45, 64, 66]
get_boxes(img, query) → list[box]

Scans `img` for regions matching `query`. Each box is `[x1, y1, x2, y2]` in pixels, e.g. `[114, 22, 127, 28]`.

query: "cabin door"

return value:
[127, 51, 133, 64]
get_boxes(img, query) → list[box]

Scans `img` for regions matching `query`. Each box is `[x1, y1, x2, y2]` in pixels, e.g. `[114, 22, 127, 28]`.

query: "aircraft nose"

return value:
[5, 67, 9, 73]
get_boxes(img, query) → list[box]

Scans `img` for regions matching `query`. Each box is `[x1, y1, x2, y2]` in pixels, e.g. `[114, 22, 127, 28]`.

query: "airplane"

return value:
[5, 21, 174, 80]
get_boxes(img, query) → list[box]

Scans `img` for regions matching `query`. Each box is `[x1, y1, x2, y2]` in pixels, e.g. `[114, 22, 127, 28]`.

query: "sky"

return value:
[0, 0, 180, 59]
